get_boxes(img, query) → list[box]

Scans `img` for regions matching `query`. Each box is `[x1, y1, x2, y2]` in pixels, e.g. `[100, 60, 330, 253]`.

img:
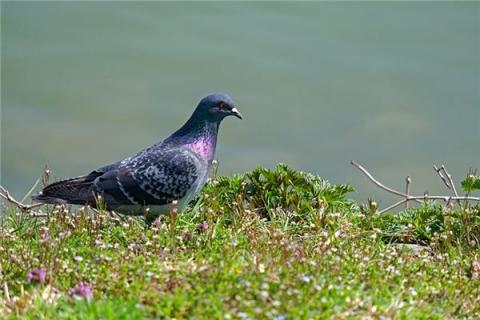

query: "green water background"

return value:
[1, 2, 479, 204]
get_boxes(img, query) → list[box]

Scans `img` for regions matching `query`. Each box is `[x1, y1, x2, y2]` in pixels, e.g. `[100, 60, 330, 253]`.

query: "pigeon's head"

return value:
[194, 93, 242, 122]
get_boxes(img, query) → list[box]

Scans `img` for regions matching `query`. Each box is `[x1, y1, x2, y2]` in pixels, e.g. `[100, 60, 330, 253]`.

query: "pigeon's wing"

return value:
[32, 161, 123, 205]
[94, 147, 204, 207]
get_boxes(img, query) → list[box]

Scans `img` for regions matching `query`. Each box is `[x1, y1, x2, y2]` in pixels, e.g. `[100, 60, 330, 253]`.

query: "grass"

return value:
[1, 164, 479, 319]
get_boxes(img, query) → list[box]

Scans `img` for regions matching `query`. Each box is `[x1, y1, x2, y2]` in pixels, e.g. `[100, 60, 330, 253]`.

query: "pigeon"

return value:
[32, 93, 242, 219]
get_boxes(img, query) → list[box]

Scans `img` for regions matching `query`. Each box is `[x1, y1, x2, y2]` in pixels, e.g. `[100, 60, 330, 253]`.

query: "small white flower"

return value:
[258, 264, 265, 273]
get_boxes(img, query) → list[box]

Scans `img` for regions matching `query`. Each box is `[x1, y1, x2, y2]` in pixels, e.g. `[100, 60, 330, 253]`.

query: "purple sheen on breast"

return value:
[185, 136, 216, 161]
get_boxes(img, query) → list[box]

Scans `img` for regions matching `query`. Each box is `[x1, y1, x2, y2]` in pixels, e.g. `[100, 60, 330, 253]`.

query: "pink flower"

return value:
[68, 281, 93, 300]
[196, 221, 209, 233]
[182, 231, 193, 241]
[27, 267, 46, 283]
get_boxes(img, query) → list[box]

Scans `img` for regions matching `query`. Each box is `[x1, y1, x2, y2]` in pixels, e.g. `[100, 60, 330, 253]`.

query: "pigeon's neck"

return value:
[166, 119, 219, 162]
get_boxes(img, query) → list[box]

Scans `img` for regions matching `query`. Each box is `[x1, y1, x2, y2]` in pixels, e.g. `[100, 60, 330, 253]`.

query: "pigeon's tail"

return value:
[32, 176, 97, 206]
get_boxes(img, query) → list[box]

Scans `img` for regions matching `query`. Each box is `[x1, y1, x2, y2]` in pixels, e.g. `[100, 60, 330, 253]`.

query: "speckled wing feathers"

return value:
[94, 147, 203, 207]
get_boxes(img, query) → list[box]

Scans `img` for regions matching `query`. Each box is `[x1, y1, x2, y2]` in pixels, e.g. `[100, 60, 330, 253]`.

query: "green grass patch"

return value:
[1, 165, 479, 319]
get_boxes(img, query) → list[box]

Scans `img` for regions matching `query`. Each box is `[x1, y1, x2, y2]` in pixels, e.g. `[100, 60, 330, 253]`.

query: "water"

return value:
[2, 2, 479, 206]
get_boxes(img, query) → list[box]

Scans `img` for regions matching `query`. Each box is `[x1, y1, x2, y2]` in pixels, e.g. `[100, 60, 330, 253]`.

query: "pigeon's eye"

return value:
[217, 101, 226, 109]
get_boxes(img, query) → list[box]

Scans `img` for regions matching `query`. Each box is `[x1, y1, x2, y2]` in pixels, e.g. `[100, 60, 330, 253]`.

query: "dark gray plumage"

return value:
[32, 93, 242, 218]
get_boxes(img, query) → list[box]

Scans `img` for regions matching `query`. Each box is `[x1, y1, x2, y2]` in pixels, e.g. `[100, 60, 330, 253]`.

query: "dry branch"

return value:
[0, 185, 43, 212]
[351, 160, 480, 214]
[405, 176, 411, 209]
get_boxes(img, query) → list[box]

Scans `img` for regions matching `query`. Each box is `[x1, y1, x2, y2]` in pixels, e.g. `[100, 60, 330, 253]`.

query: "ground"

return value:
[1, 165, 479, 319]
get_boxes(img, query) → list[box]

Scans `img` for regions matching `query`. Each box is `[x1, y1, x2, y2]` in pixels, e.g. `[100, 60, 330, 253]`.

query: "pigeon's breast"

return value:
[185, 136, 216, 162]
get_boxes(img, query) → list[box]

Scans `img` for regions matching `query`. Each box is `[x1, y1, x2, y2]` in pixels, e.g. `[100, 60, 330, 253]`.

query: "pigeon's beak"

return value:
[231, 107, 243, 119]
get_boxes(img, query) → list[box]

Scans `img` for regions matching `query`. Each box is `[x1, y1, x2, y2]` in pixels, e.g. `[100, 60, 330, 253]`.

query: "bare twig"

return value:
[379, 199, 408, 214]
[445, 197, 454, 209]
[434, 164, 460, 205]
[350, 161, 422, 204]
[0, 185, 43, 212]
[397, 195, 478, 201]
[211, 159, 219, 178]
[433, 165, 451, 189]
[351, 160, 480, 214]
[441, 165, 459, 198]
[42, 165, 51, 187]
[405, 176, 411, 209]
